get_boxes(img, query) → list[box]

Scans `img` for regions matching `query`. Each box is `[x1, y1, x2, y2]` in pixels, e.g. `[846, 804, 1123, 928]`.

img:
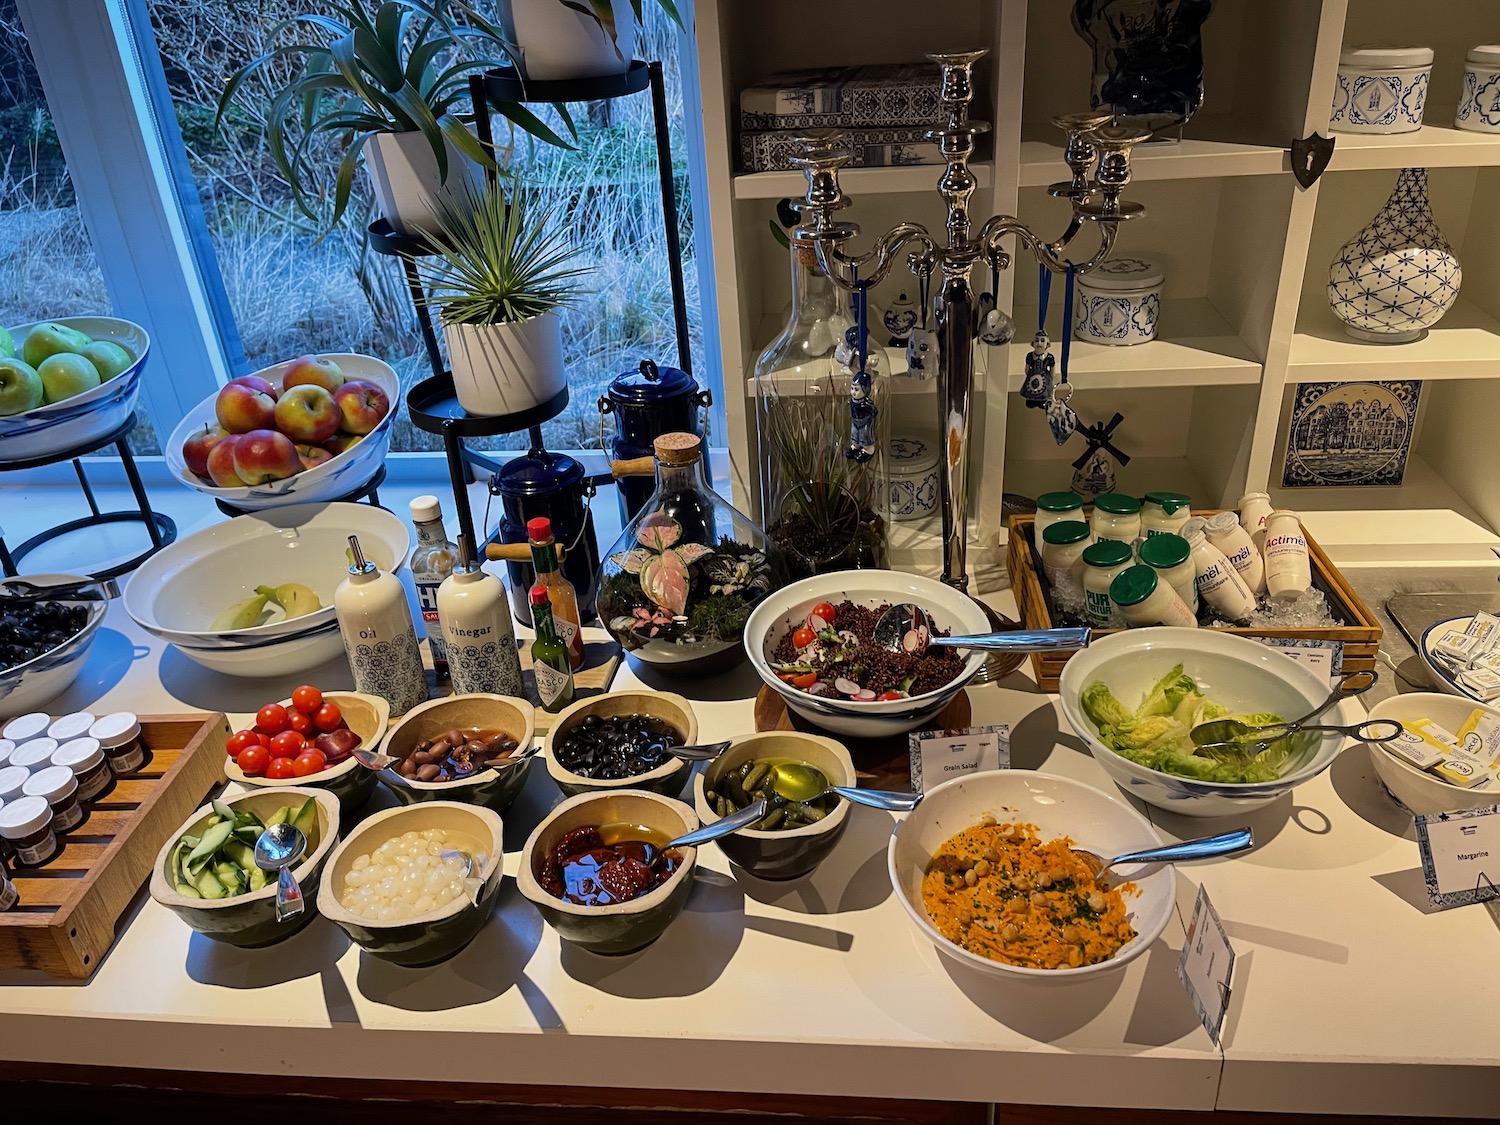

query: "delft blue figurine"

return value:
[905, 326, 939, 381]
[1071, 447, 1116, 500]
[980, 305, 1017, 345]
[1020, 331, 1054, 404]
[883, 289, 920, 348]
[836, 324, 883, 377]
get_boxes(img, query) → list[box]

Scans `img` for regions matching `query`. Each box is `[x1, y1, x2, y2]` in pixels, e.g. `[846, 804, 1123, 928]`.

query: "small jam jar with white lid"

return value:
[0, 767, 27, 865]
[52, 737, 112, 803]
[1073, 256, 1164, 345]
[0, 857, 17, 912]
[1141, 492, 1192, 538]
[0, 739, 14, 769]
[1456, 46, 1500, 133]
[1091, 493, 1142, 545]
[1, 712, 50, 745]
[47, 712, 96, 743]
[91, 713, 145, 776]
[9, 738, 57, 774]
[1333, 45, 1433, 134]
[1034, 491, 1085, 539]
[23, 766, 83, 834]
[0, 795, 58, 867]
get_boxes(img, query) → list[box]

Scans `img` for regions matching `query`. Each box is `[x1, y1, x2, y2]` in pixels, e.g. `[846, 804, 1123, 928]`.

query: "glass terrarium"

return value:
[597, 432, 784, 675]
[754, 237, 890, 580]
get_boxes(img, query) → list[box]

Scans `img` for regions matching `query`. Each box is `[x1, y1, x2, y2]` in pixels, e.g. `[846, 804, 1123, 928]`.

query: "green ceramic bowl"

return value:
[148, 787, 340, 947]
[517, 789, 699, 956]
[693, 732, 855, 881]
[542, 690, 698, 799]
[225, 691, 388, 813]
[317, 800, 504, 967]
[377, 694, 536, 814]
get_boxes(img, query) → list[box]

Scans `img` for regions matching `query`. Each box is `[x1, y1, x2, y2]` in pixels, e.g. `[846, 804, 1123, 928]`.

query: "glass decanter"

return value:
[597, 432, 784, 676]
[753, 235, 890, 580]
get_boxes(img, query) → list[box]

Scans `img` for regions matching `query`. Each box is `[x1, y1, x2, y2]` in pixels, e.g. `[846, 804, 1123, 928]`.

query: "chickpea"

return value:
[1000, 923, 1020, 943]
[1061, 924, 1080, 944]
[964, 868, 978, 887]
[1030, 891, 1048, 910]
[973, 859, 992, 878]
[1036, 872, 1053, 888]
[981, 846, 1001, 863]
[1087, 891, 1107, 913]
[1012, 876, 1031, 892]
[1000, 824, 1016, 839]
[1068, 947, 1083, 967]
[1010, 897, 1029, 915]
[979, 813, 997, 828]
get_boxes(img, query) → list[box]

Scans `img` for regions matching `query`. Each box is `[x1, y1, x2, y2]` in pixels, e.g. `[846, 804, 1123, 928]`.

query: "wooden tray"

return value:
[755, 687, 971, 792]
[1006, 513, 1383, 693]
[1, 713, 230, 978]
[522, 638, 621, 734]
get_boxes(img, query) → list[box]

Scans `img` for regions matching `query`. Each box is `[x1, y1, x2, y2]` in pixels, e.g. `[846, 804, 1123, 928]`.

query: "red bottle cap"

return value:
[529, 584, 549, 605]
[527, 517, 552, 541]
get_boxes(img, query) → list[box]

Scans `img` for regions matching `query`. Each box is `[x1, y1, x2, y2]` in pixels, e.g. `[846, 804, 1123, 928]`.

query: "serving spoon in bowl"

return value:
[871, 602, 1090, 656]
[354, 741, 542, 775]
[768, 760, 923, 812]
[1072, 827, 1254, 886]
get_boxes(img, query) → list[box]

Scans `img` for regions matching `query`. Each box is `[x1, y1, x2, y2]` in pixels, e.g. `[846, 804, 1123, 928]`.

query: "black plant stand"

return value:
[0, 412, 176, 581]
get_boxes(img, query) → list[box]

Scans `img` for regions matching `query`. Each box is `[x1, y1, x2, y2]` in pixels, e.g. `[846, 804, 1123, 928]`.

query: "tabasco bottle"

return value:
[529, 584, 575, 713]
[527, 516, 585, 670]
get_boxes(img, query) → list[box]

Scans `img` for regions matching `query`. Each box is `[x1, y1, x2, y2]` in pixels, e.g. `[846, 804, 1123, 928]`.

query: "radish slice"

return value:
[807, 681, 833, 696]
[902, 629, 922, 653]
[834, 677, 860, 696]
[854, 689, 877, 701]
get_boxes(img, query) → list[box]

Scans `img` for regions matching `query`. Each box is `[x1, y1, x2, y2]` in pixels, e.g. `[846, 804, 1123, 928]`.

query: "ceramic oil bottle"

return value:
[334, 534, 428, 717]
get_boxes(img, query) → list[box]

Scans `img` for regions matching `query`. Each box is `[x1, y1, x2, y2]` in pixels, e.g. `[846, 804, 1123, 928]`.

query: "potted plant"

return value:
[416, 180, 589, 416]
[216, 0, 575, 236]
[496, 0, 683, 82]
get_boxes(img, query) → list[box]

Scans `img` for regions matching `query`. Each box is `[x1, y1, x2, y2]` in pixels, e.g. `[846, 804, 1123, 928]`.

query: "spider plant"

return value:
[417, 180, 591, 325]
[216, 0, 576, 231]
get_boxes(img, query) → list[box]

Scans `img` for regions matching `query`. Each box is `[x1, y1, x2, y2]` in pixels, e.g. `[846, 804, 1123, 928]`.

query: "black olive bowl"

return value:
[317, 801, 504, 967]
[0, 573, 108, 718]
[517, 789, 699, 956]
[542, 691, 699, 799]
[693, 732, 856, 881]
[376, 694, 536, 814]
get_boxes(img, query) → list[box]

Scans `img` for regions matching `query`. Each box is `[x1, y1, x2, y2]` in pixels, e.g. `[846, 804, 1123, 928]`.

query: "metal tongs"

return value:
[1188, 670, 1400, 757]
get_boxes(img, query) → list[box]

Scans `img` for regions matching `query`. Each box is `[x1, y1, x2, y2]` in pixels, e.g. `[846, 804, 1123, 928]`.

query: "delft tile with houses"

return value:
[1282, 379, 1422, 489]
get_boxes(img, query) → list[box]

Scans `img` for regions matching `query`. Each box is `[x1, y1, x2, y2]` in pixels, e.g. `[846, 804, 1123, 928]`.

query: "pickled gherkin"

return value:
[704, 757, 840, 832]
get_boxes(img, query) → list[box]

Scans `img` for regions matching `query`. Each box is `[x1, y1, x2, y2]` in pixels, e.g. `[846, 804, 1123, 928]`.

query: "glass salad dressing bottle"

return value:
[409, 495, 458, 679]
[334, 535, 428, 717]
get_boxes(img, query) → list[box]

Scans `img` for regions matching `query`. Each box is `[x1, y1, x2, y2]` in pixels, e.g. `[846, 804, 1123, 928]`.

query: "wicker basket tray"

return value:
[1006, 514, 1383, 693]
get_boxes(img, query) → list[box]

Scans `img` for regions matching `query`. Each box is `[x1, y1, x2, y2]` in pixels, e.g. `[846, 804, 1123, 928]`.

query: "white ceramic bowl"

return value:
[0, 574, 109, 717]
[888, 771, 1173, 980]
[1418, 615, 1491, 703]
[742, 571, 990, 739]
[123, 502, 409, 677]
[0, 317, 150, 463]
[1366, 692, 1499, 816]
[163, 353, 398, 511]
[1058, 628, 1344, 817]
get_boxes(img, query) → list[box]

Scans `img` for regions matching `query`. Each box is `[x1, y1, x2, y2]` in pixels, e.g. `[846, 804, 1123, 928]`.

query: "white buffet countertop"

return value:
[1, 590, 1498, 1117]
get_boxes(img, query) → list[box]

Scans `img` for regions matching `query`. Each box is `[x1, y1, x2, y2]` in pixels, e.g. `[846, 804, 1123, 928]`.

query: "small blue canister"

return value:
[491, 447, 601, 626]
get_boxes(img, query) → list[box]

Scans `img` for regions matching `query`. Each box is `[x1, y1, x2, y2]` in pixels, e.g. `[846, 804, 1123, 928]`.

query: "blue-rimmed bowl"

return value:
[163, 353, 398, 511]
[742, 570, 990, 739]
[123, 501, 408, 677]
[1418, 615, 1492, 703]
[0, 573, 108, 717]
[0, 317, 150, 463]
[1058, 627, 1345, 818]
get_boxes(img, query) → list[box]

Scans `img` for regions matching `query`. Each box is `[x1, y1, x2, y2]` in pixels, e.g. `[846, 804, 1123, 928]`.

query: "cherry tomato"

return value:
[256, 703, 290, 735]
[292, 749, 328, 777]
[312, 702, 343, 732]
[876, 690, 906, 701]
[288, 709, 314, 736]
[237, 745, 270, 776]
[269, 730, 305, 758]
[265, 756, 298, 780]
[810, 602, 837, 626]
[226, 730, 260, 759]
[256, 732, 272, 749]
[792, 626, 818, 649]
[792, 671, 818, 689]
[291, 684, 323, 714]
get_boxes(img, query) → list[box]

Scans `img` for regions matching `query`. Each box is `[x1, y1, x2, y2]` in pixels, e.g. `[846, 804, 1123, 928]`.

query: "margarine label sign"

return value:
[1416, 805, 1500, 909]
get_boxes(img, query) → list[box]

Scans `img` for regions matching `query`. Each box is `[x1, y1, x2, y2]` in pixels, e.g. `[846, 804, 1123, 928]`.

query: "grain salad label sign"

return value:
[1178, 884, 1235, 1045]
[908, 725, 1009, 793]
[1415, 804, 1500, 909]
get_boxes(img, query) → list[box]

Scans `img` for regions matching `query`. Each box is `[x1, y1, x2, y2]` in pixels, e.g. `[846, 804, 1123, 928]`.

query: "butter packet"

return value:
[1410, 717, 1461, 746]
[1384, 724, 1444, 770]
[1458, 668, 1500, 701]
[1463, 612, 1500, 650]
[1456, 708, 1500, 768]
[1432, 754, 1490, 789]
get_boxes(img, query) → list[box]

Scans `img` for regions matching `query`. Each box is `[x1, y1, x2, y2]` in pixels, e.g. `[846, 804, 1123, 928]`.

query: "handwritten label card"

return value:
[1178, 884, 1235, 1045]
[908, 725, 1009, 793]
[1415, 804, 1500, 909]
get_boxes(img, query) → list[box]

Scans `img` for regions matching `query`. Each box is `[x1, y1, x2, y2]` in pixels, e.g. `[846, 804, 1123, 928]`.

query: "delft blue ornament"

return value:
[980, 305, 1017, 345]
[905, 326, 939, 381]
[1047, 381, 1078, 446]
[883, 289, 920, 347]
[1020, 331, 1054, 404]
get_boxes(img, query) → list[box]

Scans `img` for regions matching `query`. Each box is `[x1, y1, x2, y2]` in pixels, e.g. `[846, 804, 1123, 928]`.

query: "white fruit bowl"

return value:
[123, 502, 409, 678]
[163, 353, 399, 511]
[0, 317, 150, 464]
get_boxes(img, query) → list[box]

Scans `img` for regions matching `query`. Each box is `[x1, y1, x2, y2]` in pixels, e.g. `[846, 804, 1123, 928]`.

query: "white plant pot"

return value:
[363, 130, 486, 238]
[499, 0, 637, 81]
[444, 314, 567, 417]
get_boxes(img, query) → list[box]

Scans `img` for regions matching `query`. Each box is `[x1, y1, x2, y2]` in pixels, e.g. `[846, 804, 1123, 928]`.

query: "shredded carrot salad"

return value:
[920, 818, 1137, 970]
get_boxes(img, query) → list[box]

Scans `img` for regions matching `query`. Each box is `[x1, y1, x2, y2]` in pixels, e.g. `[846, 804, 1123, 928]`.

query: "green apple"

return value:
[79, 340, 133, 381]
[0, 356, 43, 416]
[37, 352, 101, 404]
[21, 321, 92, 369]
[0, 326, 14, 358]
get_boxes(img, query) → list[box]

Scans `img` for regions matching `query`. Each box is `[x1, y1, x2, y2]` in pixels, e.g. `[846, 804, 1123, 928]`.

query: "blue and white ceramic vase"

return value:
[1327, 168, 1461, 344]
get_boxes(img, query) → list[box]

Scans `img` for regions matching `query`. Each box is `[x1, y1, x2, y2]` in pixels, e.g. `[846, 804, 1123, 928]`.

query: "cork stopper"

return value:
[654, 431, 702, 466]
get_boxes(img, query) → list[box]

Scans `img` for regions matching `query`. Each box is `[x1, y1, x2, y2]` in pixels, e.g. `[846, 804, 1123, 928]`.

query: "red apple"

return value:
[281, 354, 345, 394]
[233, 429, 302, 484]
[323, 432, 364, 456]
[228, 374, 279, 400]
[182, 424, 226, 478]
[274, 383, 340, 443]
[332, 379, 389, 436]
[206, 434, 247, 487]
[216, 382, 277, 434]
[295, 443, 333, 471]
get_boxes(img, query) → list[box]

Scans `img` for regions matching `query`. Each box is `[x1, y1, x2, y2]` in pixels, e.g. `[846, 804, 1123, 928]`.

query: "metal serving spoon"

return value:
[664, 739, 733, 762]
[355, 740, 541, 774]
[253, 822, 307, 923]
[872, 602, 1090, 655]
[1072, 827, 1254, 884]
[768, 760, 923, 812]
[1188, 669, 1391, 751]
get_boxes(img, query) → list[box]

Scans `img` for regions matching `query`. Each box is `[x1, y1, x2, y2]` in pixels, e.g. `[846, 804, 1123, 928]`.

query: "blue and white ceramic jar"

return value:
[1073, 257, 1163, 346]
[1456, 45, 1500, 133]
[1331, 45, 1433, 134]
[887, 433, 939, 522]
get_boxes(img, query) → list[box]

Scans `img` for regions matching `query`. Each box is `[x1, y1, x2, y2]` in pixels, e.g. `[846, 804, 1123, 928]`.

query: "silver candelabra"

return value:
[789, 49, 1150, 590]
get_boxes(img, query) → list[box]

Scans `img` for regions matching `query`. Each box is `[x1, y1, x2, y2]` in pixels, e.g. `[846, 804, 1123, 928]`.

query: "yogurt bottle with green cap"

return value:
[1139, 532, 1199, 613]
[1082, 539, 1133, 628]
[1141, 491, 1192, 538]
[1091, 492, 1142, 546]
[1040, 519, 1092, 607]
[1110, 565, 1198, 629]
[1034, 491, 1084, 540]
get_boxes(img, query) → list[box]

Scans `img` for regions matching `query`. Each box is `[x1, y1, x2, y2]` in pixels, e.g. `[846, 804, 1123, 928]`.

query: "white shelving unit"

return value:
[692, 0, 1500, 583]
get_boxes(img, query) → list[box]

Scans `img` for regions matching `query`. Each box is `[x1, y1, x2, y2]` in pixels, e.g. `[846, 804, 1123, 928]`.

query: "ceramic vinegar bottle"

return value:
[334, 534, 428, 717]
[437, 536, 524, 697]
